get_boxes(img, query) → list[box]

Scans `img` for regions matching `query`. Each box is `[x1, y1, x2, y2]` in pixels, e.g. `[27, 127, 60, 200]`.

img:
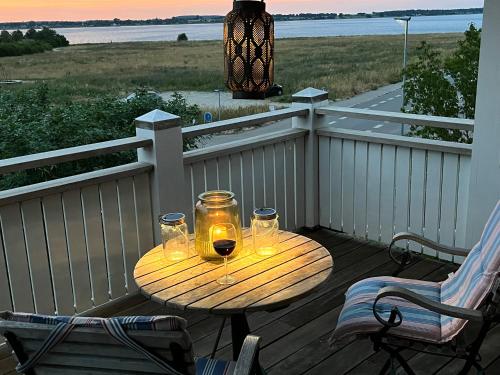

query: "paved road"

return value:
[198, 83, 405, 147]
[324, 86, 405, 135]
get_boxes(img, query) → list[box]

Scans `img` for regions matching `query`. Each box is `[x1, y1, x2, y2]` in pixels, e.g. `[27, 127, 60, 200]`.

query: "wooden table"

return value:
[134, 229, 333, 360]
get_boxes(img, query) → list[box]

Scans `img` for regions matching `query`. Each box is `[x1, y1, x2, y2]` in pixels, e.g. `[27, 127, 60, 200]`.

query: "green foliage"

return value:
[0, 39, 51, 57]
[0, 86, 200, 189]
[0, 27, 68, 57]
[446, 25, 480, 120]
[0, 30, 11, 43]
[403, 25, 480, 143]
[11, 30, 23, 42]
[177, 33, 188, 42]
[25, 27, 69, 48]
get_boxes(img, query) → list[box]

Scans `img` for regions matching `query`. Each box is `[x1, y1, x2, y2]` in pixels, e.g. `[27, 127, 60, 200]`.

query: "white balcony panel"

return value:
[21, 199, 54, 314]
[0, 163, 154, 315]
[0, 204, 35, 313]
[183, 129, 308, 231]
[318, 129, 471, 261]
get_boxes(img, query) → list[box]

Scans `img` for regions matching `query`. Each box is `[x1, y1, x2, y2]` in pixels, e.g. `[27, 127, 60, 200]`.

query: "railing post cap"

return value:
[135, 109, 181, 130]
[292, 87, 329, 104]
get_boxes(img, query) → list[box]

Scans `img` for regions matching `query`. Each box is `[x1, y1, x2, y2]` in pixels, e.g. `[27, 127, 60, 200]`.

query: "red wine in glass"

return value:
[213, 239, 236, 257]
[211, 223, 237, 285]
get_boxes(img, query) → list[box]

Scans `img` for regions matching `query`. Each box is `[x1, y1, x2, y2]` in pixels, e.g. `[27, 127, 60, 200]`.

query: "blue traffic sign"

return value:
[204, 112, 213, 123]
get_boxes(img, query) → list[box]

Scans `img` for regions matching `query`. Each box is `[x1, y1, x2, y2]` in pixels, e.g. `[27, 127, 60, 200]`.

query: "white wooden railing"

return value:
[0, 105, 310, 316]
[0, 87, 480, 317]
[0, 139, 155, 315]
[315, 106, 473, 262]
[179, 106, 310, 230]
[183, 128, 307, 229]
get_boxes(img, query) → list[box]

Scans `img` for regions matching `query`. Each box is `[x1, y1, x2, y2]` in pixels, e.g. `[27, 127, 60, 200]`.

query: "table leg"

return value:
[230, 313, 265, 375]
[230, 313, 250, 361]
[211, 317, 227, 359]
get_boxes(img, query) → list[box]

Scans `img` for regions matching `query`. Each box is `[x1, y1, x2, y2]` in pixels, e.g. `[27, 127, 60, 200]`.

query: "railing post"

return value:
[135, 109, 185, 244]
[292, 88, 329, 229]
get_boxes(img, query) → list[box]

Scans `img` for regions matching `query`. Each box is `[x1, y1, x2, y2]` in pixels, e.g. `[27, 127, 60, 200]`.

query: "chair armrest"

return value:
[234, 335, 261, 375]
[389, 232, 470, 257]
[375, 286, 484, 323]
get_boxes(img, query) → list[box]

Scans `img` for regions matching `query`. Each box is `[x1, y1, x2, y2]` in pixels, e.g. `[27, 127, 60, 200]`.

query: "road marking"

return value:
[379, 100, 387, 104]
[329, 120, 337, 125]
[395, 94, 402, 98]
[339, 116, 347, 120]
[387, 97, 394, 101]
[374, 124, 384, 129]
[370, 104, 378, 108]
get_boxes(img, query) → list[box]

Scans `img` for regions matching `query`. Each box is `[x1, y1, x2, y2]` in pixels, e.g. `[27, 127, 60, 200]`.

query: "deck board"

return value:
[2, 229, 500, 374]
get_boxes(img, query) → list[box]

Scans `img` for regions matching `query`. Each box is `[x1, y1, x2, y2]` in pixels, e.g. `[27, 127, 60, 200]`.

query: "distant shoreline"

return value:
[0, 8, 483, 30]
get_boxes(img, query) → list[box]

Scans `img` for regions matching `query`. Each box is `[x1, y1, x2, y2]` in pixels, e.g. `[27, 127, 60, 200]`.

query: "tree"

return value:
[403, 24, 480, 143]
[24, 28, 37, 39]
[0, 86, 201, 189]
[177, 33, 188, 42]
[11, 30, 24, 42]
[0, 30, 11, 43]
[33, 27, 69, 47]
[446, 25, 480, 120]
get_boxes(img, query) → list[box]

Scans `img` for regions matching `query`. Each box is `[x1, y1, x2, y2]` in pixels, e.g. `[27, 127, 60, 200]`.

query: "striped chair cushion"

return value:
[1, 312, 194, 374]
[440, 201, 500, 341]
[330, 277, 442, 346]
[195, 357, 236, 375]
[0, 311, 187, 331]
[331, 201, 500, 347]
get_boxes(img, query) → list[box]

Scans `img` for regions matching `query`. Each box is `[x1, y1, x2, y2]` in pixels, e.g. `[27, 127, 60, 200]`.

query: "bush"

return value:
[177, 33, 188, 42]
[0, 40, 51, 57]
[0, 86, 200, 189]
[26, 27, 69, 47]
[403, 25, 480, 143]
[0, 31, 11, 43]
[0, 27, 68, 57]
[11, 30, 23, 42]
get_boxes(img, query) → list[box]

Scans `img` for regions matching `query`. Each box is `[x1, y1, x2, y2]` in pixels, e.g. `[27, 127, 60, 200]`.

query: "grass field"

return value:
[0, 33, 463, 102]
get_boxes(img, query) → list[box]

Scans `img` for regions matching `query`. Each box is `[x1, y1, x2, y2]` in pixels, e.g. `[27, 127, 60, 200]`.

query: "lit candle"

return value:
[210, 225, 228, 242]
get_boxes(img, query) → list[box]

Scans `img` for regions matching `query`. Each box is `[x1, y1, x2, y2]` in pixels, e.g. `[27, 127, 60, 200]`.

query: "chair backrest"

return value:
[0, 312, 196, 375]
[440, 201, 500, 341]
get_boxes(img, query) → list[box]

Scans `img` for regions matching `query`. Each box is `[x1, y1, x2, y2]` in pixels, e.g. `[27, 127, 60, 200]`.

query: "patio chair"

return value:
[0, 312, 260, 375]
[330, 201, 500, 375]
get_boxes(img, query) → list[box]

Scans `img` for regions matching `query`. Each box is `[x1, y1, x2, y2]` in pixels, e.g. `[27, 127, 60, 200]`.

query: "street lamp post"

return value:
[395, 16, 411, 135]
[214, 89, 222, 121]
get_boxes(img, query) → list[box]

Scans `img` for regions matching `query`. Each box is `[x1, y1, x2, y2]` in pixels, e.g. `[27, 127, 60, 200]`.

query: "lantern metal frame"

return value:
[224, 0, 274, 99]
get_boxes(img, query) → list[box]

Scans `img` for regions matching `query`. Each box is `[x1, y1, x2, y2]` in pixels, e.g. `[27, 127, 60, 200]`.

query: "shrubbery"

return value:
[0, 39, 51, 57]
[0, 27, 68, 57]
[403, 25, 480, 143]
[0, 86, 200, 189]
[177, 33, 188, 42]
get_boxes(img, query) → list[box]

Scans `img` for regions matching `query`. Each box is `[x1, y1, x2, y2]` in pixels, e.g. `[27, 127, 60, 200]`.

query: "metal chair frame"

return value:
[370, 233, 500, 375]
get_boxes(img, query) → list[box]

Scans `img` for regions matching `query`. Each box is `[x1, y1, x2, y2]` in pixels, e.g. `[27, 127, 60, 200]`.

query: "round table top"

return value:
[134, 229, 333, 315]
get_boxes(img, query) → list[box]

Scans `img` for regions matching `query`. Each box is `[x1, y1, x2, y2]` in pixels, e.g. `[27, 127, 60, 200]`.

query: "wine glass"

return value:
[211, 223, 237, 285]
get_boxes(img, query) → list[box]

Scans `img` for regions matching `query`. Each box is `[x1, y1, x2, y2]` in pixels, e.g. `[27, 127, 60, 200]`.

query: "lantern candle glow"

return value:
[194, 191, 243, 260]
[251, 208, 279, 256]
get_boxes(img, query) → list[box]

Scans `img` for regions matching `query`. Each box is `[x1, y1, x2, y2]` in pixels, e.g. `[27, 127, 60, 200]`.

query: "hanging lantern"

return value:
[224, 0, 274, 99]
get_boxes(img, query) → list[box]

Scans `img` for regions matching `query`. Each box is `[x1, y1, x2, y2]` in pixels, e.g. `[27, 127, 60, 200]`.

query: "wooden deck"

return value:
[2, 229, 500, 374]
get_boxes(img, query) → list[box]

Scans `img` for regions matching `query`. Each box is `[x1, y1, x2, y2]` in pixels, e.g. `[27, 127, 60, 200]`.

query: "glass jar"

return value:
[159, 213, 189, 262]
[251, 208, 279, 257]
[195, 191, 243, 260]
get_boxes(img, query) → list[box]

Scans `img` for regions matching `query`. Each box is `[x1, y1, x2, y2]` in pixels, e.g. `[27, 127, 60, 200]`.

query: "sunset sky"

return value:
[0, 0, 484, 22]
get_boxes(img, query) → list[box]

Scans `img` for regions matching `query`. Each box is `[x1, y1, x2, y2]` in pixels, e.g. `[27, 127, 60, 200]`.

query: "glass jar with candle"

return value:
[159, 213, 189, 262]
[251, 208, 279, 257]
[195, 191, 243, 260]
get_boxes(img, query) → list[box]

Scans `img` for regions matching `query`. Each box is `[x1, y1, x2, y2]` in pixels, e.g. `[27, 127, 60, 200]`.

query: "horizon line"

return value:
[0, 6, 483, 25]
